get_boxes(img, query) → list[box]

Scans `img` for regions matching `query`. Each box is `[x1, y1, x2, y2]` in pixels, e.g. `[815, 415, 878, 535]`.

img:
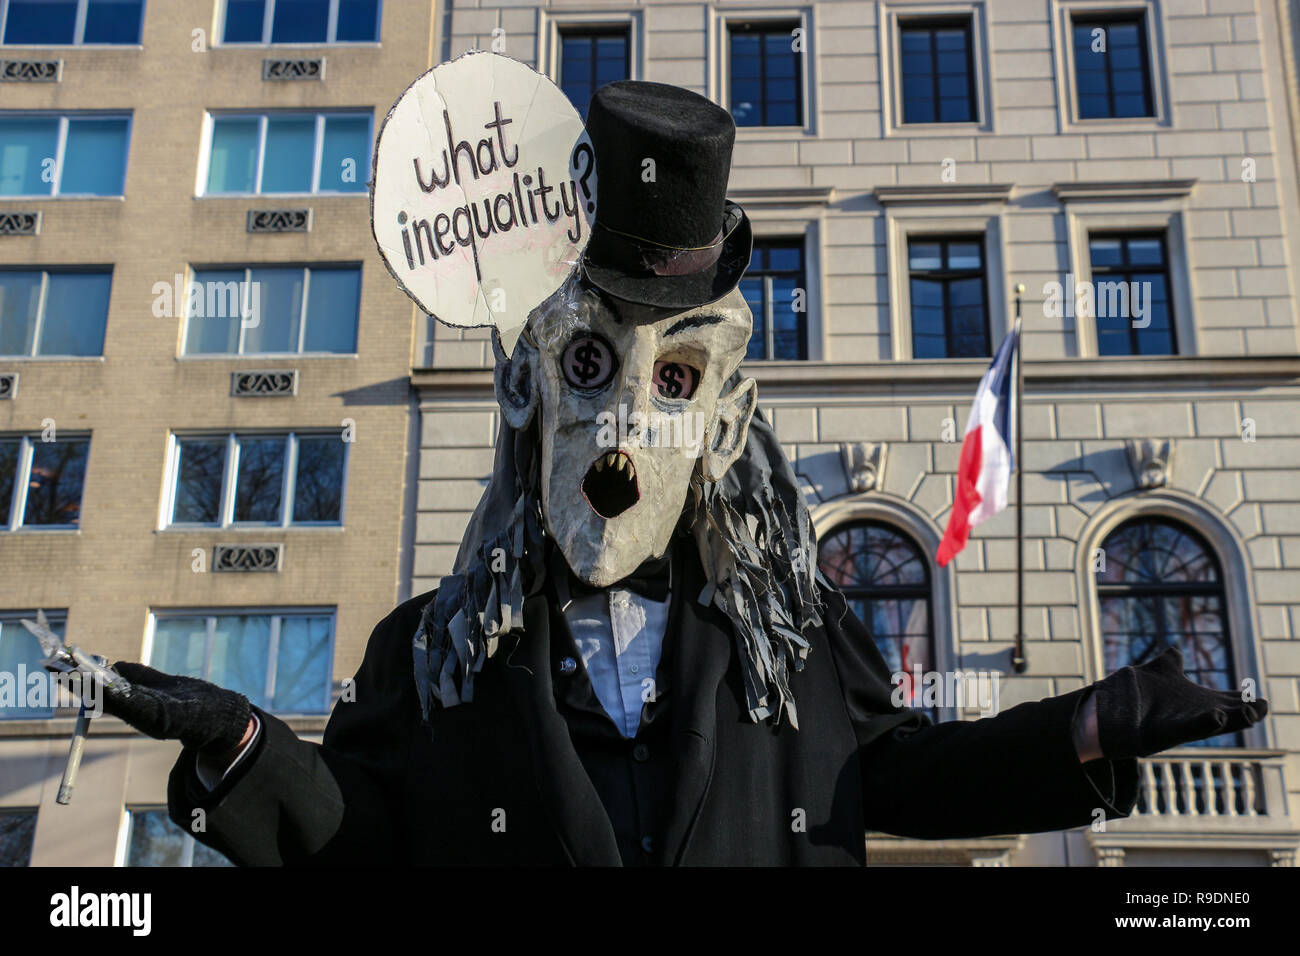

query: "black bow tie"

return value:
[566, 549, 672, 603]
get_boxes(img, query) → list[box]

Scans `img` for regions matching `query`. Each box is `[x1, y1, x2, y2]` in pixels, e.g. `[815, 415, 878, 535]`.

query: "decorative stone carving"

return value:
[262, 57, 324, 81]
[0, 59, 60, 81]
[213, 544, 283, 573]
[0, 373, 16, 400]
[232, 370, 297, 397]
[1125, 438, 1173, 489]
[247, 209, 311, 233]
[840, 441, 887, 493]
[1096, 847, 1126, 867]
[0, 212, 40, 236]
[1271, 849, 1296, 867]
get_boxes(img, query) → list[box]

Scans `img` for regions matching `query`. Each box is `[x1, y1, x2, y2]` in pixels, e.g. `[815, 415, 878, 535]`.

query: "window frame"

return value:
[0, 112, 132, 198]
[1069, 11, 1154, 121]
[710, 7, 815, 137]
[143, 608, 337, 716]
[878, 2, 993, 138]
[897, 16, 979, 126]
[214, 0, 382, 47]
[906, 233, 992, 359]
[160, 430, 349, 530]
[0, 267, 113, 358]
[884, 208, 1008, 362]
[1049, 0, 1171, 132]
[178, 262, 362, 358]
[0, 611, 67, 719]
[0, 433, 91, 532]
[540, 9, 642, 91]
[196, 110, 373, 198]
[0, 0, 145, 46]
[1086, 230, 1177, 356]
[554, 24, 631, 120]
[743, 236, 810, 361]
[1061, 205, 1196, 357]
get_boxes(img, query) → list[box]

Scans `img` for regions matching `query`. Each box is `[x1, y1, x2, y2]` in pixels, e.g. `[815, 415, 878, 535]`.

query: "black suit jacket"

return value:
[169, 545, 1138, 865]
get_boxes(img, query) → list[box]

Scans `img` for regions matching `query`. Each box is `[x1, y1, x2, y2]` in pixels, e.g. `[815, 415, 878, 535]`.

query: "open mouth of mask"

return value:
[581, 450, 639, 519]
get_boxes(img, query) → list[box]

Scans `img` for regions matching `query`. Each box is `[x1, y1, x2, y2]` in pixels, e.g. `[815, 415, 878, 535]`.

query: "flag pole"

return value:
[1012, 283, 1028, 674]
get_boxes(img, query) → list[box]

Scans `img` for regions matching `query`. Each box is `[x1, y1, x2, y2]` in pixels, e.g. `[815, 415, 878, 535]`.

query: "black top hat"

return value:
[581, 81, 753, 310]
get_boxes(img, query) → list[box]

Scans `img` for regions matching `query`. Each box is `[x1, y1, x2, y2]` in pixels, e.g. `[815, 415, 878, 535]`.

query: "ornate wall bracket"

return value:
[1125, 438, 1174, 489]
[840, 441, 887, 493]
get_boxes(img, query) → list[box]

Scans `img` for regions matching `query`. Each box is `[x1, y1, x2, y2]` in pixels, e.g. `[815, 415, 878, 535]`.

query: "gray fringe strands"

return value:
[412, 373, 824, 730]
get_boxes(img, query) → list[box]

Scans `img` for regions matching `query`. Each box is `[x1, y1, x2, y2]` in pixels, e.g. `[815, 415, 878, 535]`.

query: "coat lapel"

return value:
[499, 593, 622, 866]
[659, 544, 733, 865]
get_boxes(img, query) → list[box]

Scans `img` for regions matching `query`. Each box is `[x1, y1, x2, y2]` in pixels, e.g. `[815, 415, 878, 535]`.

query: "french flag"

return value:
[937, 327, 1020, 567]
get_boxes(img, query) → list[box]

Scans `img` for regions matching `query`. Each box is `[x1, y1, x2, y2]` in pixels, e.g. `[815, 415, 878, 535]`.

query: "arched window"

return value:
[818, 521, 934, 711]
[1097, 517, 1239, 747]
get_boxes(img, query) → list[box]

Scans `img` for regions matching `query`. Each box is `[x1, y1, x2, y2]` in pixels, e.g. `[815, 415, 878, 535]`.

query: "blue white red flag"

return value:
[937, 326, 1020, 567]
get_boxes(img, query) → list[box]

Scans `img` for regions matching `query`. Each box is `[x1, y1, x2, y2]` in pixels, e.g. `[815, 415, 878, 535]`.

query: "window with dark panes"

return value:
[729, 21, 802, 127]
[819, 522, 935, 716]
[126, 808, 234, 867]
[908, 236, 989, 359]
[182, 265, 360, 355]
[1097, 518, 1240, 749]
[1089, 233, 1176, 355]
[899, 19, 977, 123]
[149, 611, 334, 714]
[558, 27, 629, 121]
[1072, 14, 1153, 119]
[1, 0, 144, 45]
[0, 435, 90, 530]
[0, 810, 36, 866]
[221, 0, 380, 44]
[0, 614, 65, 718]
[168, 432, 346, 527]
[0, 115, 130, 197]
[740, 240, 807, 361]
[0, 270, 112, 356]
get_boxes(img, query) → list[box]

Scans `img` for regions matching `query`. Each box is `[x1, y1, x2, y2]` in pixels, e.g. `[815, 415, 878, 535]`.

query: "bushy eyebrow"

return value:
[664, 312, 727, 337]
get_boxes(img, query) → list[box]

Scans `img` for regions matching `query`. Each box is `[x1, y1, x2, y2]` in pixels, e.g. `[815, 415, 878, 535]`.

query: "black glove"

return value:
[1093, 646, 1267, 759]
[104, 662, 252, 758]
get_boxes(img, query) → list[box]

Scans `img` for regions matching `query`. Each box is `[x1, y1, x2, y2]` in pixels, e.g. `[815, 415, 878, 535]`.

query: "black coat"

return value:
[169, 544, 1138, 865]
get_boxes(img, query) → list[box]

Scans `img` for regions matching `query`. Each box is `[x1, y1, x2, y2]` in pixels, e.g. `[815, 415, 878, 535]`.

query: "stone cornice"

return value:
[873, 183, 1014, 206]
[1052, 179, 1197, 201]
[728, 186, 835, 207]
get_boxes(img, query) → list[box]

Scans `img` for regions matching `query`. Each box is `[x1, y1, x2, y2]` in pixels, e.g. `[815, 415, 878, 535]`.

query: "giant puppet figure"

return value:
[91, 70, 1265, 865]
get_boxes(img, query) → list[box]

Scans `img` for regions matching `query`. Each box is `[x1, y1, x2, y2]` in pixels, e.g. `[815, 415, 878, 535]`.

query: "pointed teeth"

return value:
[595, 458, 605, 472]
[605, 452, 617, 467]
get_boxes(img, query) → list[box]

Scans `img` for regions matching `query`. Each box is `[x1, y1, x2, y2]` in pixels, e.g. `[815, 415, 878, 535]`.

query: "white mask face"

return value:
[528, 283, 758, 587]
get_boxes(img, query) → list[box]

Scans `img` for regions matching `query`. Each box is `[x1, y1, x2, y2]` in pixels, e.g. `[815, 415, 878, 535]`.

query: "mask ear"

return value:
[701, 376, 757, 482]
[493, 328, 539, 430]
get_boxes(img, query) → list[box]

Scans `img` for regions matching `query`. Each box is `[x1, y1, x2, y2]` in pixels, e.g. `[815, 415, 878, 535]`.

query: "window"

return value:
[0, 269, 111, 356]
[0, 114, 130, 197]
[819, 522, 935, 715]
[728, 21, 802, 127]
[741, 240, 807, 361]
[1088, 233, 1175, 356]
[0, 613, 65, 719]
[1097, 518, 1239, 747]
[1, 0, 143, 45]
[0, 435, 90, 530]
[182, 265, 359, 355]
[0, 810, 36, 866]
[558, 27, 629, 121]
[166, 431, 346, 528]
[202, 112, 371, 195]
[899, 19, 977, 124]
[125, 808, 233, 867]
[908, 236, 989, 359]
[220, 0, 379, 44]
[148, 611, 335, 714]
[1072, 13, 1153, 119]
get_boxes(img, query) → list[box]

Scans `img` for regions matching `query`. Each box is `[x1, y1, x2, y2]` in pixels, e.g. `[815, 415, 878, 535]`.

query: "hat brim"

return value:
[580, 202, 753, 310]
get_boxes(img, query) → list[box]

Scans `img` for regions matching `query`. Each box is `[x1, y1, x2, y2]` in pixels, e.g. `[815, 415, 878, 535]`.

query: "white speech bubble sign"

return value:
[371, 51, 596, 346]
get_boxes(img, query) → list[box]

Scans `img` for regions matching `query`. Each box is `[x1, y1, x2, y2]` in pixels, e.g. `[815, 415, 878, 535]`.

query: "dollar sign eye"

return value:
[652, 361, 698, 400]
[561, 334, 616, 390]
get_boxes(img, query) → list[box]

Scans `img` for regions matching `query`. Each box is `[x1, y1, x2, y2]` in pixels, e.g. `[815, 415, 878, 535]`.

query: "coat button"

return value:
[632, 743, 650, 762]
[558, 657, 577, 675]
[641, 835, 654, 855]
